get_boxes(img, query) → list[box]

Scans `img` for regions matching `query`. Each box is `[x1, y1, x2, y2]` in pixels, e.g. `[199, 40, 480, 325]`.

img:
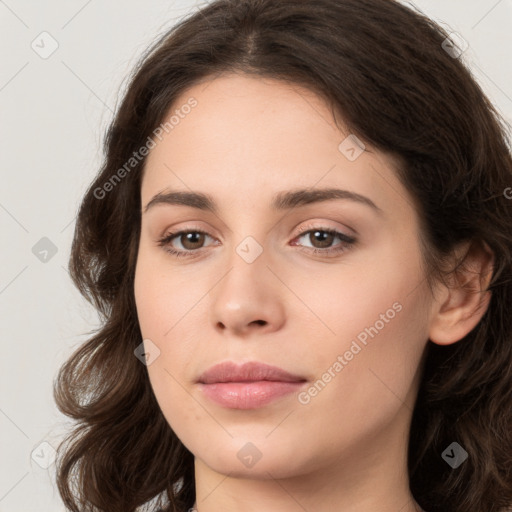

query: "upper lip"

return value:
[198, 361, 307, 384]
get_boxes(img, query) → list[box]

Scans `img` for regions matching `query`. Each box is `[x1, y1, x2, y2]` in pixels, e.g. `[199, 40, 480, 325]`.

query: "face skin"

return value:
[134, 72, 493, 512]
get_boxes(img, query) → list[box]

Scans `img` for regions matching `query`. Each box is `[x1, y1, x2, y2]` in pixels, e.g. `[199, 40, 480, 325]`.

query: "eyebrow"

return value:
[143, 187, 383, 215]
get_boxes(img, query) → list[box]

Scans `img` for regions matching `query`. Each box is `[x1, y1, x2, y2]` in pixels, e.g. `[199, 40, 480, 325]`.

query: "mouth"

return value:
[197, 361, 307, 409]
[198, 360, 306, 384]
[198, 380, 307, 409]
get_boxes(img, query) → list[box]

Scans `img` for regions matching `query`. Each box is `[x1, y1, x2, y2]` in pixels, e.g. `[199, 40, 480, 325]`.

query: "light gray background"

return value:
[1, 1, 511, 510]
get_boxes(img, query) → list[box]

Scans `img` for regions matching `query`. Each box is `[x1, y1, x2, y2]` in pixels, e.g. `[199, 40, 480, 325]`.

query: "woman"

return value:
[53, 0, 512, 511]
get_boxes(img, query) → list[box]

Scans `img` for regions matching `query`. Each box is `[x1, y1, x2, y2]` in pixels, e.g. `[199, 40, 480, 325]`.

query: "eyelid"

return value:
[292, 221, 355, 239]
[157, 222, 213, 239]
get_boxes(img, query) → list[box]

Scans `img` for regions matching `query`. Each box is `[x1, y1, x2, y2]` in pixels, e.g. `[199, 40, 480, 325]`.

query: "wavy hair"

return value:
[53, 0, 512, 510]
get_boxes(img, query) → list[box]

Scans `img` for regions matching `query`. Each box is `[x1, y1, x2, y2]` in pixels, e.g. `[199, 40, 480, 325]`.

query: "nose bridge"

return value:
[224, 228, 271, 293]
[209, 218, 286, 334]
[225, 204, 273, 263]
[232, 201, 289, 273]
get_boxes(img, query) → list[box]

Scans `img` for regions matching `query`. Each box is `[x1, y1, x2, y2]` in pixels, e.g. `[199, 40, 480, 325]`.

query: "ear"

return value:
[428, 240, 495, 346]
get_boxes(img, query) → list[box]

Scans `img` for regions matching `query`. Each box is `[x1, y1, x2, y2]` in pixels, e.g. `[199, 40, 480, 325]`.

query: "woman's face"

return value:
[134, 73, 434, 483]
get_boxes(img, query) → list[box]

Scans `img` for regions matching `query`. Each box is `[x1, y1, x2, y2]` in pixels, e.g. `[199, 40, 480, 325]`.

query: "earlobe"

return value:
[428, 240, 494, 346]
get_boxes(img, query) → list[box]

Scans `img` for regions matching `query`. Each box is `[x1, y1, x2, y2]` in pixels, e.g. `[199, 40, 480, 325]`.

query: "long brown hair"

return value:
[53, 1, 512, 511]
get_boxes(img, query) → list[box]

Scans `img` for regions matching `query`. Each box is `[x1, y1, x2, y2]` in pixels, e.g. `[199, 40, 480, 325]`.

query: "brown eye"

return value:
[291, 226, 357, 258]
[178, 232, 206, 250]
[157, 229, 216, 258]
[306, 230, 335, 249]
[157, 226, 356, 260]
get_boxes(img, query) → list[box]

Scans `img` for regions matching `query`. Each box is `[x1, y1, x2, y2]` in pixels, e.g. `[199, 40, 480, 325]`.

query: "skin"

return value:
[134, 72, 494, 512]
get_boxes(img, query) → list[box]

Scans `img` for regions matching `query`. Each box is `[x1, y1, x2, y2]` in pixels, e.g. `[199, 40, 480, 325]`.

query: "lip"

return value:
[198, 361, 306, 384]
[197, 361, 307, 409]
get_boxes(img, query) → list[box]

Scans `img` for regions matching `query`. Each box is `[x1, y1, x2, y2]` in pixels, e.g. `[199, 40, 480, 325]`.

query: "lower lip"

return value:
[199, 381, 306, 409]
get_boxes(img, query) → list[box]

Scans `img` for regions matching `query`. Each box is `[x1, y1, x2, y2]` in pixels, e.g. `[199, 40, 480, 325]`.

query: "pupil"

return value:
[313, 230, 332, 248]
[183, 232, 202, 249]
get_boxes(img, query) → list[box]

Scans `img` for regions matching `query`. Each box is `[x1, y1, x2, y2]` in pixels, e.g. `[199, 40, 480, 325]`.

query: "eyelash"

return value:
[156, 224, 357, 259]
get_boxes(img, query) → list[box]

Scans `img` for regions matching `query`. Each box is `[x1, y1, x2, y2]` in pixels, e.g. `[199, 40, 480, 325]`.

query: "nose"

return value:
[210, 247, 286, 337]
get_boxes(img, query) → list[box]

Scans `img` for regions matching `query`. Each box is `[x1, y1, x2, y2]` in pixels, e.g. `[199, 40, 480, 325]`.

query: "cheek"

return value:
[134, 261, 201, 435]
[133, 247, 206, 404]
[313, 278, 429, 421]
[134, 246, 199, 339]
[291, 291, 428, 463]
[306, 240, 426, 349]
[299, 243, 429, 410]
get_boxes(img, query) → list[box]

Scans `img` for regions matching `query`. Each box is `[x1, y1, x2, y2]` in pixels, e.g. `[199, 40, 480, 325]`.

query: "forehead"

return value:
[146, 72, 343, 167]
[140, 73, 411, 220]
